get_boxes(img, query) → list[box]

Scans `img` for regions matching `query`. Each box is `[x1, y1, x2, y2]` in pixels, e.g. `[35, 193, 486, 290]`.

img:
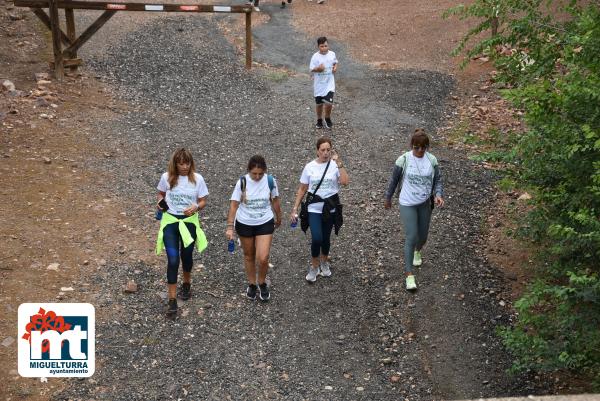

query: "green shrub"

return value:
[446, 1, 600, 389]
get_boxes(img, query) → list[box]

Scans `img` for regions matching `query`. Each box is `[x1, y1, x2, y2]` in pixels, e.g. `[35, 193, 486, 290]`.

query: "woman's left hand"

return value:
[274, 218, 282, 229]
[331, 150, 339, 163]
[434, 196, 445, 208]
[183, 203, 199, 216]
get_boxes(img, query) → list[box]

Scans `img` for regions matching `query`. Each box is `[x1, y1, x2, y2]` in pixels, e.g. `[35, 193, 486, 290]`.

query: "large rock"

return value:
[1, 79, 16, 92]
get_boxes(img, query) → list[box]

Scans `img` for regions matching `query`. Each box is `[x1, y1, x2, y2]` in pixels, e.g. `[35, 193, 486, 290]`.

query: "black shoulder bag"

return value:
[299, 160, 330, 233]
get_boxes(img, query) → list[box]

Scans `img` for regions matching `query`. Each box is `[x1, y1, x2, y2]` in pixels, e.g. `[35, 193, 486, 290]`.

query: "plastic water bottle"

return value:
[155, 210, 163, 220]
[228, 239, 235, 254]
[290, 215, 298, 229]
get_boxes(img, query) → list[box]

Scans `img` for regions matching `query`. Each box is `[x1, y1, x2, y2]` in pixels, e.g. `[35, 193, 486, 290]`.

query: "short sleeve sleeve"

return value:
[300, 165, 310, 185]
[195, 175, 209, 199]
[157, 173, 169, 192]
[230, 179, 242, 202]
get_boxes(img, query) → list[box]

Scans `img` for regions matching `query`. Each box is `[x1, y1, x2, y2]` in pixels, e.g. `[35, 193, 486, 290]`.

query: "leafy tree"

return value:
[445, 0, 600, 389]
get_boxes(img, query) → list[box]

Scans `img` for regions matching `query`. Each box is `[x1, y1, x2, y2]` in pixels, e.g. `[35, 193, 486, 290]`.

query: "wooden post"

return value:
[48, 0, 64, 79]
[245, 11, 251, 70]
[65, 1, 77, 71]
[63, 10, 115, 55]
[31, 8, 73, 46]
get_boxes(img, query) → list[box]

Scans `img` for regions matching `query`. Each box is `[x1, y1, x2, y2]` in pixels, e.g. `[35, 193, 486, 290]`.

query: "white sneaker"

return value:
[306, 266, 319, 282]
[317, 0, 324, 3]
[413, 250, 422, 266]
[406, 275, 417, 290]
[319, 261, 332, 277]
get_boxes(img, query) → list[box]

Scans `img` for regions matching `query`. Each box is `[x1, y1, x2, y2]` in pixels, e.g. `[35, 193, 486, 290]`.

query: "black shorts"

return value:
[235, 219, 275, 237]
[315, 91, 334, 105]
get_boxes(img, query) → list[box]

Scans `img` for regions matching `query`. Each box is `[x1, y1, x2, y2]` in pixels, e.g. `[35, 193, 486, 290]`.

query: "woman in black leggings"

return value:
[291, 137, 349, 282]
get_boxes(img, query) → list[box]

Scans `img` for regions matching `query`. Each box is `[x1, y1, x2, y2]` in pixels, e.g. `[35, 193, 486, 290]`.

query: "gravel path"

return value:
[57, 6, 544, 400]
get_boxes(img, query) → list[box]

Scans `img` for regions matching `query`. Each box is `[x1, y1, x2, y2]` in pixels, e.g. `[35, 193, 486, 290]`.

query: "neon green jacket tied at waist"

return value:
[155, 212, 208, 255]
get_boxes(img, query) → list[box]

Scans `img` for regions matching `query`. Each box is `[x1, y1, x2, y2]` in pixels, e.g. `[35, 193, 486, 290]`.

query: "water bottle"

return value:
[290, 214, 298, 229]
[228, 239, 235, 254]
[155, 210, 163, 220]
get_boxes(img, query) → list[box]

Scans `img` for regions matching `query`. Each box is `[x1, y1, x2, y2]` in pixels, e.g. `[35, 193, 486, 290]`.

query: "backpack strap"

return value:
[240, 176, 247, 204]
[426, 152, 438, 168]
[267, 174, 274, 192]
[395, 151, 411, 183]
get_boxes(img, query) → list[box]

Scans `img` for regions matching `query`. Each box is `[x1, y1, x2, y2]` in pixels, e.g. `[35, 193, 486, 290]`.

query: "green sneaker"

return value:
[413, 250, 422, 266]
[406, 275, 417, 290]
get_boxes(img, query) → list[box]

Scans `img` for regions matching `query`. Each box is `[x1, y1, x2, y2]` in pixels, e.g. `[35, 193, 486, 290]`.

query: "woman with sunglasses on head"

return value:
[384, 128, 444, 291]
[290, 136, 349, 282]
[226, 155, 282, 301]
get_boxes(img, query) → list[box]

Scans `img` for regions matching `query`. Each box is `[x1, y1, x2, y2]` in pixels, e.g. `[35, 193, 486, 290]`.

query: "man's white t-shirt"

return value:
[399, 153, 433, 206]
[310, 50, 337, 97]
[231, 174, 279, 226]
[157, 172, 209, 215]
[300, 160, 340, 214]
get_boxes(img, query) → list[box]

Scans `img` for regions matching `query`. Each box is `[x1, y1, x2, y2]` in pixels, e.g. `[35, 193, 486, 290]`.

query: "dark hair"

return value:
[317, 36, 328, 45]
[316, 136, 332, 150]
[410, 128, 430, 149]
[247, 155, 267, 171]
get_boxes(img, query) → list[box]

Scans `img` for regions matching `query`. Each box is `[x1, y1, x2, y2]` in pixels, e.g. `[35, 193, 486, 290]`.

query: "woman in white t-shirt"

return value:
[226, 155, 282, 302]
[291, 137, 349, 282]
[156, 148, 209, 318]
[384, 129, 445, 291]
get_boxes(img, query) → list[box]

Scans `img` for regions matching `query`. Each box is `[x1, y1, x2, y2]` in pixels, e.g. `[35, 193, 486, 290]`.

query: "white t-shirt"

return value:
[310, 50, 337, 97]
[300, 160, 340, 214]
[399, 153, 433, 206]
[157, 172, 209, 215]
[230, 174, 279, 226]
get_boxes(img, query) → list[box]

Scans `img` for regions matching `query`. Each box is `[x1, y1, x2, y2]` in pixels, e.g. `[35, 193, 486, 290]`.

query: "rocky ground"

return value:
[1, 0, 566, 400]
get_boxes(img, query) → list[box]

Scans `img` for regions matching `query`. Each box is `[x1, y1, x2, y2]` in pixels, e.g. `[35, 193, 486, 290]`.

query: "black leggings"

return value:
[163, 218, 197, 284]
[308, 212, 334, 258]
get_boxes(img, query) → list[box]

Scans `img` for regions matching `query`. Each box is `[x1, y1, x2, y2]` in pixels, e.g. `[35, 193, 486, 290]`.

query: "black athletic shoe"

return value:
[246, 284, 258, 300]
[179, 282, 191, 300]
[166, 298, 178, 318]
[280, 1, 285, 7]
[258, 283, 270, 302]
[324, 118, 333, 129]
[315, 119, 324, 129]
[288, 0, 292, 3]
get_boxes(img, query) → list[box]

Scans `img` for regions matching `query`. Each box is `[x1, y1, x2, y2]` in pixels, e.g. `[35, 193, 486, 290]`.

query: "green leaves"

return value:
[446, 0, 600, 389]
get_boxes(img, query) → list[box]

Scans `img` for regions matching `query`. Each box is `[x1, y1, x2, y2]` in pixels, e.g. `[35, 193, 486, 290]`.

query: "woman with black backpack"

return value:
[226, 155, 282, 301]
[290, 136, 349, 282]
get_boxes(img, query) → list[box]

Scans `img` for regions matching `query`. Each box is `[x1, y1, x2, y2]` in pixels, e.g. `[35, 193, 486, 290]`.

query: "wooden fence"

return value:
[14, 0, 256, 79]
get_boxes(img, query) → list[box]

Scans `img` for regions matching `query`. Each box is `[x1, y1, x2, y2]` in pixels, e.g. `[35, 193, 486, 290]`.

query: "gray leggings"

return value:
[399, 201, 432, 273]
